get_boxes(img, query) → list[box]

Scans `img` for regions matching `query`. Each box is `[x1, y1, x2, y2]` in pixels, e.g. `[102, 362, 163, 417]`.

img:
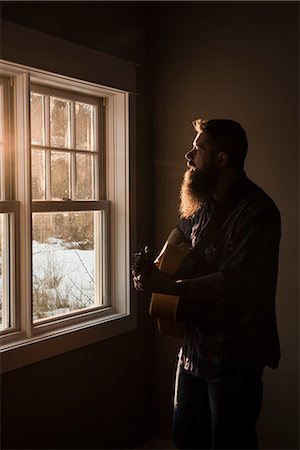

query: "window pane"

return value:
[32, 150, 46, 200]
[0, 77, 11, 201]
[76, 154, 94, 199]
[30, 93, 45, 146]
[0, 214, 4, 330]
[51, 151, 70, 200]
[0, 84, 4, 201]
[50, 97, 71, 149]
[0, 213, 11, 331]
[75, 102, 95, 151]
[32, 211, 103, 321]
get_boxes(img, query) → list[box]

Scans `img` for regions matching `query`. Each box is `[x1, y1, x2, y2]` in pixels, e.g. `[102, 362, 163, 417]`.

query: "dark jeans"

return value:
[172, 364, 264, 450]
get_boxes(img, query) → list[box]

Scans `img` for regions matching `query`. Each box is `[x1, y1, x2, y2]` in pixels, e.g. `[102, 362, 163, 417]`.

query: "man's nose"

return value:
[185, 148, 195, 161]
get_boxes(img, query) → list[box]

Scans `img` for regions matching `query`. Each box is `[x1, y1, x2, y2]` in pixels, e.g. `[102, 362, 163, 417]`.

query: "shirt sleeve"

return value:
[219, 204, 281, 323]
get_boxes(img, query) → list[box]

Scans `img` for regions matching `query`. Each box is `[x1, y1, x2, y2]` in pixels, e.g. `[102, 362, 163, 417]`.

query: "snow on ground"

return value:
[1, 238, 97, 323]
[32, 238, 96, 319]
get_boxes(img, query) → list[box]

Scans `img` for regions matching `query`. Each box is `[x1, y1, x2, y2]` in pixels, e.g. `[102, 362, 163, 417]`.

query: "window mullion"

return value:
[45, 95, 51, 200]
[71, 101, 76, 200]
[94, 103, 100, 200]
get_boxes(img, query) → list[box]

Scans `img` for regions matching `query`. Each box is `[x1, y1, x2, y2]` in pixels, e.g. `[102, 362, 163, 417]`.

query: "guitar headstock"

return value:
[132, 246, 152, 275]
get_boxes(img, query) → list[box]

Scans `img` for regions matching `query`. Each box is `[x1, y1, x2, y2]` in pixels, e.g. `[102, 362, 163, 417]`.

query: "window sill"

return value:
[0, 310, 137, 373]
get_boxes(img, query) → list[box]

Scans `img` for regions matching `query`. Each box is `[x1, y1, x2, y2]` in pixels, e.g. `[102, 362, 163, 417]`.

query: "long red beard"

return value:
[179, 167, 216, 218]
[179, 169, 204, 218]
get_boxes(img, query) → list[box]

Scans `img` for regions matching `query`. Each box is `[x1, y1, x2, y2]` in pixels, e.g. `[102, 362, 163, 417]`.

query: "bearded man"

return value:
[132, 119, 281, 449]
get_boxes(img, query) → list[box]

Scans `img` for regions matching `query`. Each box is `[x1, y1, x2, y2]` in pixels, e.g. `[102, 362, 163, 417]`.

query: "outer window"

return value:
[0, 60, 134, 370]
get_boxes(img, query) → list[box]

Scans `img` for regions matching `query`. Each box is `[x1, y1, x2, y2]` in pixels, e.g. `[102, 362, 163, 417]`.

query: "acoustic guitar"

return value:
[133, 243, 191, 338]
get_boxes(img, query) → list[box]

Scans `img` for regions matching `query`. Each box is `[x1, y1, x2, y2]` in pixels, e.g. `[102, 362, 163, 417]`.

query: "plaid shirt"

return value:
[177, 171, 281, 381]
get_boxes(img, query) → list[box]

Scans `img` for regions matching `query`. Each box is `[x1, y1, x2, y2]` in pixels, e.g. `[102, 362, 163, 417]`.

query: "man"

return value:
[132, 119, 281, 449]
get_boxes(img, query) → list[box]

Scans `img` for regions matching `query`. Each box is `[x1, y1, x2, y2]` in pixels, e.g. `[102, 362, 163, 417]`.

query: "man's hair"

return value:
[192, 118, 248, 169]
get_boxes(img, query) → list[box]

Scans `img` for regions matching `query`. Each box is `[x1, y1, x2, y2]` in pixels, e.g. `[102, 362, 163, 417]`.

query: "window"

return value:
[0, 60, 134, 370]
[30, 86, 108, 324]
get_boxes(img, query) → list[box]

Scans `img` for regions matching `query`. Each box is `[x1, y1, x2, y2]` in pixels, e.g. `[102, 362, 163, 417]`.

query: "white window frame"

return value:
[0, 60, 135, 373]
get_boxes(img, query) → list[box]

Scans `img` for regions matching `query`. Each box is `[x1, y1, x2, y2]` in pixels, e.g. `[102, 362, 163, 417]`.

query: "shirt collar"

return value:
[218, 170, 253, 214]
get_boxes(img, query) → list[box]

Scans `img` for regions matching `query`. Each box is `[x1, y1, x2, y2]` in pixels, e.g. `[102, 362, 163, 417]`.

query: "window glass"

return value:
[31, 89, 99, 201]
[51, 151, 70, 200]
[50, 97, 71, 149]
[76, 153, 94, 199]
[0, 213, 11, 331]
[0, 214, 5, 330]
[32, 211, 104, 321]
[0, 82, 5, 201]
[0, 76, 10, 201]
[75, 102, 95, 151]
[32, 149, 46, 200]
[30, 93, 45, 146]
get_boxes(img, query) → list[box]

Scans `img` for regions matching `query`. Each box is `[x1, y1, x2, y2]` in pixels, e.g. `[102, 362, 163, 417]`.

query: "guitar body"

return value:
[149, 243, 191, 338]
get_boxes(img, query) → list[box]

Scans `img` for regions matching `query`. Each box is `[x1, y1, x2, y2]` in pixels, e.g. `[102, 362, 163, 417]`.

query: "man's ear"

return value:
[215, 152, 228, 168]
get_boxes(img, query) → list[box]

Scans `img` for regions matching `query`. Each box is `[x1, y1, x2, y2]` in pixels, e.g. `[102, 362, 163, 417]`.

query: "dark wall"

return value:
[152, 3, 299, 449]
[2, 334, 154, 449]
